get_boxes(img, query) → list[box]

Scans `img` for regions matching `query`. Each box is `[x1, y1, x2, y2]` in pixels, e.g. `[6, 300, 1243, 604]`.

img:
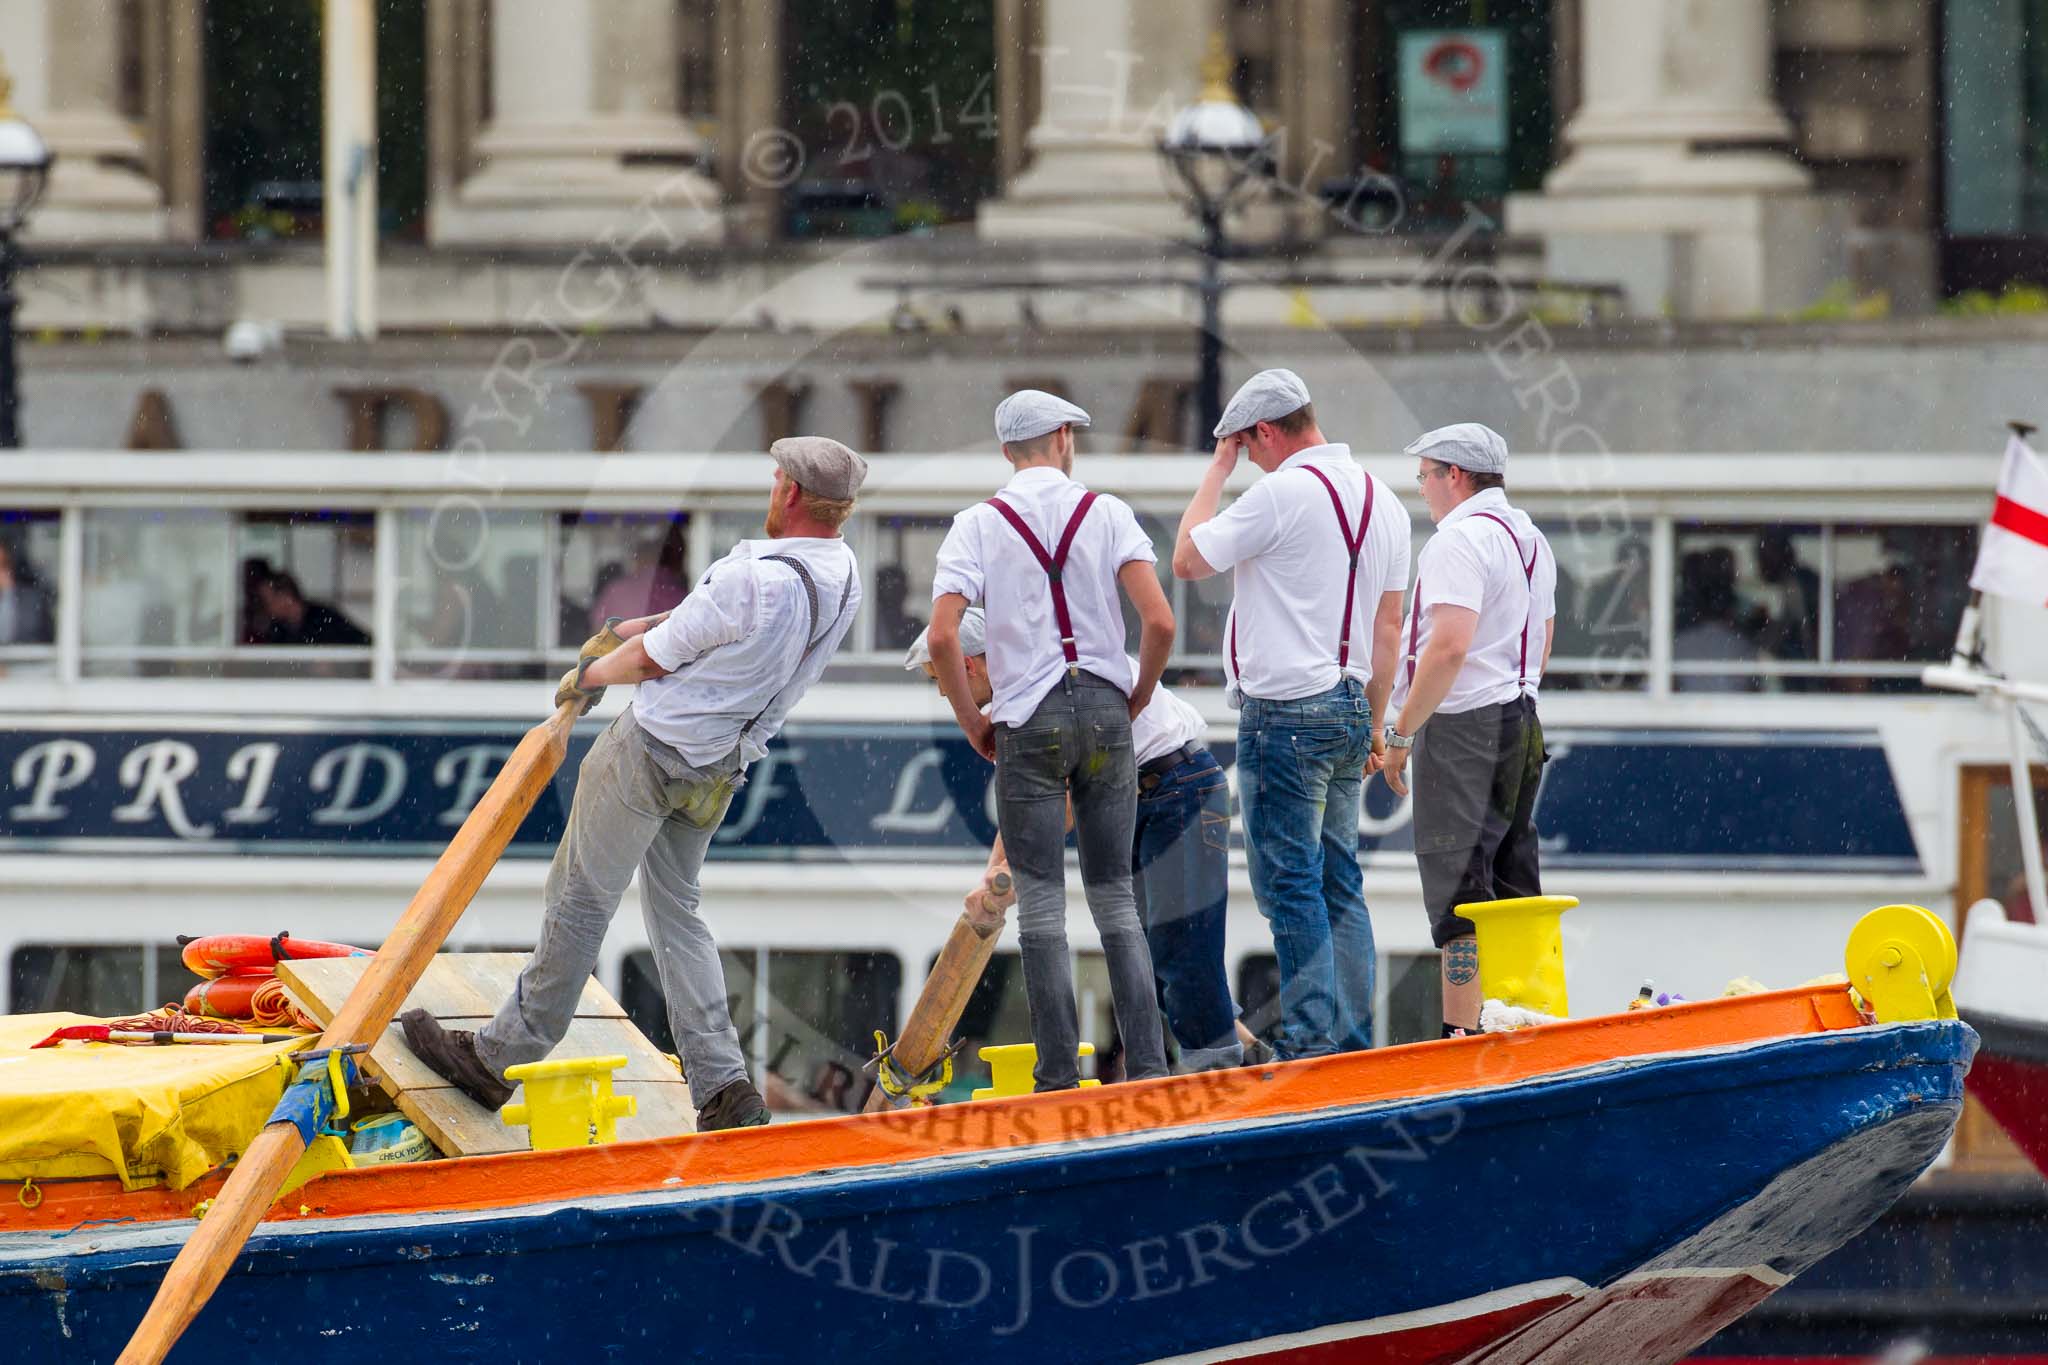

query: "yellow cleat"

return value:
[503, 1054, 637, 1149]
[972, 1042, 1102, 1100]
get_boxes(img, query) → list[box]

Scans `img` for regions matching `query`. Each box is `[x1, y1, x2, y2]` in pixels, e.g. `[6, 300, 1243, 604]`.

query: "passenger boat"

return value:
[0, 922, 1974, 1365]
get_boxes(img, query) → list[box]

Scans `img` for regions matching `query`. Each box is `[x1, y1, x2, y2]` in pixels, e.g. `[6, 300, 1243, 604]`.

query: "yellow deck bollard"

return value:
[1459, 895, 1580, 1018]
[1845, 904, 1958, 1024]
[502, 1054, 636, 1150]
[972, 1042, 1102, 1100]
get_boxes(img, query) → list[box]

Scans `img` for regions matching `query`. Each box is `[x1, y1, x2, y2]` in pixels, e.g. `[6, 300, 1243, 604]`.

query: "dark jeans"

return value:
[996, 672, 1170, 1090]
[1236, 678, 1377, 1060]
[1132, 749, 1242, 1072]
[1413, 695, 1546, 947]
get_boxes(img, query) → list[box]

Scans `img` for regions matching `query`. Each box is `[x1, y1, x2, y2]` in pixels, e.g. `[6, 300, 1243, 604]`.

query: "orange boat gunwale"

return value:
[4, 984, 1864, 1237]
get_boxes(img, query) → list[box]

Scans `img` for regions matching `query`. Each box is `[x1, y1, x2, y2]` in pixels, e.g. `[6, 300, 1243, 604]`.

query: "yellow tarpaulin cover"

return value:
[0, 1013, 311, 1191]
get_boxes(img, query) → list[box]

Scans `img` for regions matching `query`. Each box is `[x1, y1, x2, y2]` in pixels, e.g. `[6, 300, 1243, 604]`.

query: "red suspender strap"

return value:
[986, 491, 1100, 675]
[1302, 466, 1374, 670]
[1473, 511, 1540, 688]
[1405, 585, 1423, 687]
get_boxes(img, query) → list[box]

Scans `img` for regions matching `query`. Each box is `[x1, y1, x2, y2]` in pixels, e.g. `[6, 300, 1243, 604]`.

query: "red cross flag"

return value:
[1971, 433, 2048, 608]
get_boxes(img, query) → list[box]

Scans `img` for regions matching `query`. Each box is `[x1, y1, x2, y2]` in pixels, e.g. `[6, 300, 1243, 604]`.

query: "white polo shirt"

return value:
[1187, 444, 1411, 704]
[1128, 660, 1209, 766]
[634, 537, 861, 767]
[932, 466, 1156, 726]
[1393, 488, 1558, 718]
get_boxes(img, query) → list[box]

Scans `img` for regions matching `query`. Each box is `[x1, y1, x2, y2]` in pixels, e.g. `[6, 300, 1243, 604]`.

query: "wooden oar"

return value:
[864, 870, 1013, 1113]
[116, 701, 581, 1365]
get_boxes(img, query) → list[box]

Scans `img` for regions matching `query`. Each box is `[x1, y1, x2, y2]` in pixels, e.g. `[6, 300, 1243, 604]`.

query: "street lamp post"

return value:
[1160, 38, 1271, 441]
[0, 64, 55, 450]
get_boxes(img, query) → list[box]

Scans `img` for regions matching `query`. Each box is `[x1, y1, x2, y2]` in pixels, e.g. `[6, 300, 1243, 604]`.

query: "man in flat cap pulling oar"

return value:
[402, 437, 869, 1130]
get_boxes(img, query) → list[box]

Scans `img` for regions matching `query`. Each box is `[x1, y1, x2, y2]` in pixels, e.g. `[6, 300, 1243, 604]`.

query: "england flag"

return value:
[1972, 433, 2048, 608]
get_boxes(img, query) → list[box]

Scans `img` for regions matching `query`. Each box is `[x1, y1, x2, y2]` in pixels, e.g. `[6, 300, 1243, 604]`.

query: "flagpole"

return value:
[2005, 698, 2048, 927]
[1925, 419, 2048, 922]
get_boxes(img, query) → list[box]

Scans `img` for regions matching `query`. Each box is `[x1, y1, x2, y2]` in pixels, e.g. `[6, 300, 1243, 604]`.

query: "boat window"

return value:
[0, 511, 60, 677]
[620, 947, 901, 1116]
[556, 512, 690, 651]
[1237, 950, 1444, 1049]
[1382, 953, 1445, 1047]
[9, 944, 192, 1016]
[871, 514, 953, 655]
[931, 949, 1030, 1099]
[1236, 954, 1280, 1047]
[397, 508, 549, 680]
[1539, 517, 1651, 691]
[82, 508, 375, 678]
[1672, 521, 1976, 692]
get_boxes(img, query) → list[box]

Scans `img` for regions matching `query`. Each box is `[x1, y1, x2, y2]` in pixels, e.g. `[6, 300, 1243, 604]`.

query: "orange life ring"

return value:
[179, 932, 368, 981]
[184, 973, 272, 1020]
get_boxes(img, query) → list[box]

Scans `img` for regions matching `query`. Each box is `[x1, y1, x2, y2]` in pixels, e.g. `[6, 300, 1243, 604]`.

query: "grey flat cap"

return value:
[770, 435, 869, 500]
[903, 607, 988, 670]
[1214, 368, 1314, 438]
[1404, 422, 1509, 475]
[995, 390, 1091, 445]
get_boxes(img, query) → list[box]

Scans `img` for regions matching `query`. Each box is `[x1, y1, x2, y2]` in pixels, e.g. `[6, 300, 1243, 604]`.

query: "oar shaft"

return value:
[117, 702, 579, 1365]
[864, 906, 1003, 1114]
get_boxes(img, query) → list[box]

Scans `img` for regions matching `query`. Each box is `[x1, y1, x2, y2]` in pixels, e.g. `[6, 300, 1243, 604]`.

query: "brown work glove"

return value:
[555, 658, 604, 715]
[577, 616, 628, 663]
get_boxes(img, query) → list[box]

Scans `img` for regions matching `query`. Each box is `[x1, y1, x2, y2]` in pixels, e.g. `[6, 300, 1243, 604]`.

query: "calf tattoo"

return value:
[1445, 940, 1479, 986]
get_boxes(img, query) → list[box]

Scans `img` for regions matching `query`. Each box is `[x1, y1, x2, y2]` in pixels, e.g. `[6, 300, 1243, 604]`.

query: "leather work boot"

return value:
[697, 1077, 771, 1131]
[399, 1008, 514, 1111]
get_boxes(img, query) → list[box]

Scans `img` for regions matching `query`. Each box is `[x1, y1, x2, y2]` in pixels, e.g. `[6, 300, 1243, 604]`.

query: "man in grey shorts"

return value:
[926, 390, 1175, 1091]
[1381, 424, 1557, 1036]
[401, 437, 867, 1130]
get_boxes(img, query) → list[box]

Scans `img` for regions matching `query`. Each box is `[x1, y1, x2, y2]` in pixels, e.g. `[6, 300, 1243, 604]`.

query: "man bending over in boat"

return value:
[401, 438, 868, 1130]
[907, 609, 1253, 1072]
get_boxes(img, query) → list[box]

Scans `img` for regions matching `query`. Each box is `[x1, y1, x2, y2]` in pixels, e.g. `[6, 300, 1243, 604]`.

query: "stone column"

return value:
[979, 0, 1222, 240]
[0, 0, 167, 242]
[433, 0, 725, 245]
[1507, 0, 1846, 318]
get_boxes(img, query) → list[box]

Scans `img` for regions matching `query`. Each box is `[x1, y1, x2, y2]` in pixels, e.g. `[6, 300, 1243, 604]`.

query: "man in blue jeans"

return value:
[907, 609, 1243, 1071]
[1173, 370, 1411, 1059]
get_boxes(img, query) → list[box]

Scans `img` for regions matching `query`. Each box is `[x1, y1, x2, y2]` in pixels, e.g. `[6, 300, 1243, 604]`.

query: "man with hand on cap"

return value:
[1174, 369, 1411, 1060]
[907, 609, 1245, 1072]
[926, 390, 1174, 1091]
[1383, 423, 1556, 1037]
[401, 436, 869, 1130]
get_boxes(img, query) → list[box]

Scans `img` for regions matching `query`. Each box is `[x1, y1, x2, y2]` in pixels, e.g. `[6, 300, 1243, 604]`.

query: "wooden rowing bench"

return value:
[277, 954, 697, 1156]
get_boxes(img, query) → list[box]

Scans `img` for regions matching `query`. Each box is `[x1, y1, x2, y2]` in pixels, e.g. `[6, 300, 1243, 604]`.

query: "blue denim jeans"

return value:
[1132, 749, 1243, 1072]
[996, 672, 1169, 1091]
[1236, 678, 1376, 1059]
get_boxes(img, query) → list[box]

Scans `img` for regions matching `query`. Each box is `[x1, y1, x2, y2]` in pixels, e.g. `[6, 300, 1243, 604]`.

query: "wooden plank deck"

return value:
[277, 954, 697, 1156]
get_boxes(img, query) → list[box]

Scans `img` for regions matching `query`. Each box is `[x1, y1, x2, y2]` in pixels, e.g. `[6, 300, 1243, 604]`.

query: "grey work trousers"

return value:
[996, 671, 1170, 1091]
[475, 708, 747, 1109]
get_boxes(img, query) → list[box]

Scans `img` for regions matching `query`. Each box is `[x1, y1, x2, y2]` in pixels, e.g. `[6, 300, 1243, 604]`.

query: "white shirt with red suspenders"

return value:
[931, 465, 1158, 727]
[1187, 444, 1412, 705]
[1393, 488, 1559, 718]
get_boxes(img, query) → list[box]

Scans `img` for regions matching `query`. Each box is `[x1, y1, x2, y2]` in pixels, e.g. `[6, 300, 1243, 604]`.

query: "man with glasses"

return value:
[1383, 424, 1557, 1037]
[1173, 370, 1411, 1059]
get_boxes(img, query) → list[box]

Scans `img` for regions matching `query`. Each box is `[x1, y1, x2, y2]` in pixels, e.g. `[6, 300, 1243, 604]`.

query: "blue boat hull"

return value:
[2, 1021, 1971, 1365]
